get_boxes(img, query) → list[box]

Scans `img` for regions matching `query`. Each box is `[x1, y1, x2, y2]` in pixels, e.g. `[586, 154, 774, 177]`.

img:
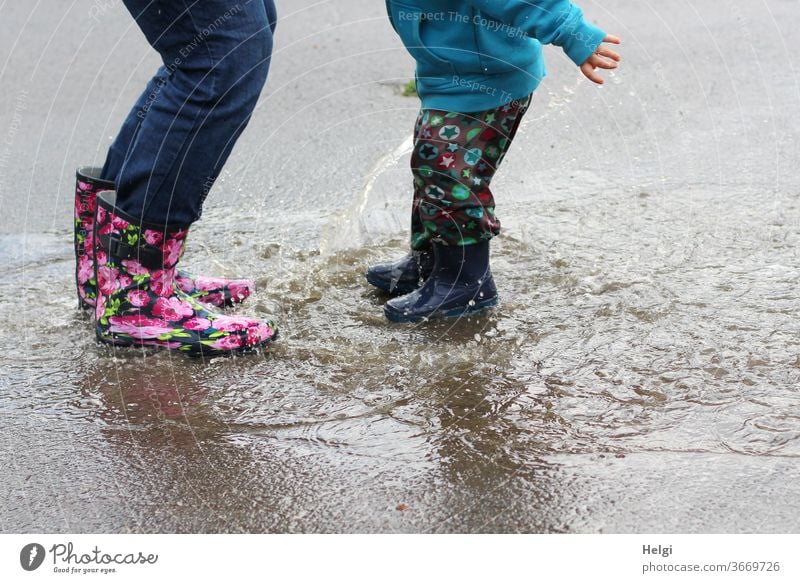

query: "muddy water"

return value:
[2, 150, 799, 533]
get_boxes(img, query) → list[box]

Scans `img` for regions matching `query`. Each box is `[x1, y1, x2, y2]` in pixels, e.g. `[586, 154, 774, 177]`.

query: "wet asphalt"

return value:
[0, 0, 799, 533]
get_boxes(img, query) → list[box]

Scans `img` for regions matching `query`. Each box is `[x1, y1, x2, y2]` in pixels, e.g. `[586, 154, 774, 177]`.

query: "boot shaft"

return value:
[433, 241, 491, 283]
[75, 167, 113, 217]
[94, 190, 189, 300]
[75, 167, 114, 251]
[75, 168, 115, 307]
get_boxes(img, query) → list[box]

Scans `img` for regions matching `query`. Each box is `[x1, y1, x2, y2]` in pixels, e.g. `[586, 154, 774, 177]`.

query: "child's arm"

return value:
[466, 0, 621, 84]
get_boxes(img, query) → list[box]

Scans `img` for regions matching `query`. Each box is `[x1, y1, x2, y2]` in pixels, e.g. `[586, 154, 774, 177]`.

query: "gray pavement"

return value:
[0, 0, 799, 534]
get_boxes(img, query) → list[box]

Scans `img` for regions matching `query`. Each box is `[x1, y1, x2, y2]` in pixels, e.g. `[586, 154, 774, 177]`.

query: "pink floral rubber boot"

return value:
[75, 167, 255, 309]
[93, 190, 276, 356]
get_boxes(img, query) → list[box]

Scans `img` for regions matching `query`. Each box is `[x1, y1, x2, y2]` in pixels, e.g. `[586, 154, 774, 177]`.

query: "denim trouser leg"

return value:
[101, 65, 170, 181]
[102, 0, 276, 226]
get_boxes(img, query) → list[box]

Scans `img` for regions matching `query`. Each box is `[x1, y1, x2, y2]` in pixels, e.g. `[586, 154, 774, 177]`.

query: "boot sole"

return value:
[365, 271, 419, 296]
[96, 330, 278, 358]
[384, 296, 498, 323]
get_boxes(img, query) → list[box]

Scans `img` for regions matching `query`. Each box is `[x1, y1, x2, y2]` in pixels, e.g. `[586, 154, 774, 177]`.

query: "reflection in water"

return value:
[426, 361, 561, 533]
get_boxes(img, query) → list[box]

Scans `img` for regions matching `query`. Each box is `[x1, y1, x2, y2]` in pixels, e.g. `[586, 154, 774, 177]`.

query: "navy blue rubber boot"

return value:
[366, 250, 433, 296]
[384, 242, 498, 323]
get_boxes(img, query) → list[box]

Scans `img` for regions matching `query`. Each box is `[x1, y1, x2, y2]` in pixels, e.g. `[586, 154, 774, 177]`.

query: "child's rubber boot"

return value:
[75, 167, 255, 309]
[384, 241, 498, 323]
[365, 249, 433, 295]
[93, 191, 276, 356]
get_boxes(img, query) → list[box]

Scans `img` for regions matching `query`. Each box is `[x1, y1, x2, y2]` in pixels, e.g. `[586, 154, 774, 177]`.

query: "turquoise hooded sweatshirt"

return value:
[386, 0, 607, 111]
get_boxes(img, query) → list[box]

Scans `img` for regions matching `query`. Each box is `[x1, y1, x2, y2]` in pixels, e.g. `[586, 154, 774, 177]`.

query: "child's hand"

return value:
[580, 35, 621, 85]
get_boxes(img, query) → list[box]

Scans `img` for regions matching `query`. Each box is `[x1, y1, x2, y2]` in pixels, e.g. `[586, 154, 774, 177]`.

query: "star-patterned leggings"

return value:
[409, 94, 532, 249]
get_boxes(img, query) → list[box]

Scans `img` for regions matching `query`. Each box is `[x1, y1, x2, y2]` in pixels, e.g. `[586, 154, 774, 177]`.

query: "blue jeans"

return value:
[101, 0, 276, 226]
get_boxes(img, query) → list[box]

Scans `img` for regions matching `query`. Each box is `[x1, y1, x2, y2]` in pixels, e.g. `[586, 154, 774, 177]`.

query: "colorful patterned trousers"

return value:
[409, 94, 532, 249]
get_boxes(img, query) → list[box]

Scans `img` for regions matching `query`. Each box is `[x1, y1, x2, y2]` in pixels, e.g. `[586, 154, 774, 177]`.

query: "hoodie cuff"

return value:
[560, 17, 607, 67]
